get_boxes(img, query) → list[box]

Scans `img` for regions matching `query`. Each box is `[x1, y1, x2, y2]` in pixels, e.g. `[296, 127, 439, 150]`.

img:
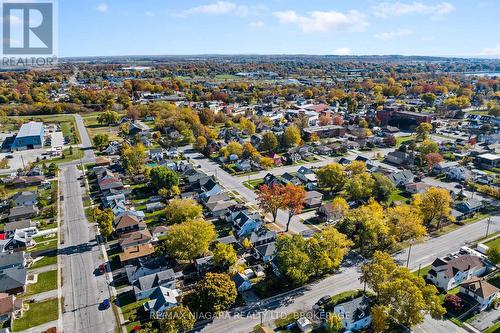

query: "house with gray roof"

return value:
[333, 296, 372, 332]
[143, 286, 179, 318]
[10, 191, 38, 207]
[133, 269, 178, 300]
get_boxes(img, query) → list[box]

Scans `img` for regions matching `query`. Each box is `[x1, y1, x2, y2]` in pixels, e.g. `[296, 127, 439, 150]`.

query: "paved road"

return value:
[60, 165, 115, 333]
[199, 215, 499, 333]
[73, 114, 95, 163]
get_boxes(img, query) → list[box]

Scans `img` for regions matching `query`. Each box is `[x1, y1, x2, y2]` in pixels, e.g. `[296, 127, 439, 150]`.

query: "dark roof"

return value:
[255, 242, 276, 257]
[0, 267, 26, 292]
[335, 296, 371, 324]
[0, 252, 25, 268]
[134, 269, 176, 291]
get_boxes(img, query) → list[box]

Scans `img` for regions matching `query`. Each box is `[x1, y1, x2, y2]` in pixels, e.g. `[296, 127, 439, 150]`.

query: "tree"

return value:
[425, 153, 443, 172]
[487, 245, 500, 264]
[241, 238, 252, 250]
[309, 226, 352, 275]
[199, 108, 215, 125]
[345, 172, 375, 201]
[386, 205, 427, 243]
[194, 136, 207, 150]
[444, 294, 463, 313]
[414, 187, 454, 229]
[91, 207, 114, 239]
[93, 133, 109, 150]
[319, 113, 331, 126]
[418, 139, 439, 156]
[283, 184, 306, 232]
[226, 141, 243, 157]
[158, 306, 195, 333]
[239, 117, 256, 135]
[283, 125, 301, 148]
[330, 197, 349, 221]
[242, 142, 259, 159]
[121, 143, 146, 175]
[360, 251, 445, 327]
[274, 234, 312, 286]
[97, 111, 119, 125]
[212, 242, 238, 270]
[416, 122, 432, 141]
[257, 184, 287, 223]
[325, 313, 343, 333]
[346, 160, 366, 175]
[316, 163, 346, 193]
[372, 173, 395, 202]
[164, 198, 202, 225]
[150, 166, 179, 192]
[259, 157, 274, 169]
[261, 131, 279, 152]
[358, 119, 368, 128]
[421, 93, 436, 107]
[371, 305, 389, 333]
[163, 219, 216, 260]
[190, 273, 237, 313]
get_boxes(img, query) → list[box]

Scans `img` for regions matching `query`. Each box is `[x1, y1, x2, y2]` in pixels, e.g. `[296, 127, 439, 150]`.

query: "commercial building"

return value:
[11, 122, 45, 151]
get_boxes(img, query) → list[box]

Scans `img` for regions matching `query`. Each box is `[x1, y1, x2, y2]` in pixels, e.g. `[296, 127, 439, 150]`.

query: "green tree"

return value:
[372, 173, 395, 202]
[149, 166, 179, 192]
[164, 198, 202, 225]
[309, 226, 352, 276]
[325, 313, 343, 333]
[92, 207, 114, 239]
[163, 219, 216, 261]
[274, 234, 311, 286]
[486, 245, 500, 264]
[97, 110, 119, 125]
[92, 133, 110, 150]
[283, 125, 301, 147]
[345, 172, 375, 201]
[190, 273, 237, 313]
[316, 163, 346, 193]
[158, 306, 195, 333]
[413, 187, 454, 229]
[212, 242, 238, 270]
[418, 139, 439, 155]
[371, 304, 389, 333]
[421, 93, 436, 107]
[194, 136, 207, 150]
[261, 131, 279, 152]
[386, 205, 427, 243]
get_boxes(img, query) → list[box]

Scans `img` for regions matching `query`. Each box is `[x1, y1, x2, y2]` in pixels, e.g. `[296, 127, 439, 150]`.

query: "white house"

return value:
[426, 254, 487, 291]
[333, 296, 372, 332]
[296, 317, 313, 332]
[232, 272, 252, 293]
[459, 277, 498, 311]
[133, 269, 177, 300]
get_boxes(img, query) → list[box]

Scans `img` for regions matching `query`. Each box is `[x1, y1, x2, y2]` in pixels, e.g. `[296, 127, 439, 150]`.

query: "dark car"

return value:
[317, 295, 331, 306]
[99, 299, 110, 310]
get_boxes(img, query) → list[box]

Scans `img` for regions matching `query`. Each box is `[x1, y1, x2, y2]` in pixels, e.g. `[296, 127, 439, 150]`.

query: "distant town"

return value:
[0, 55, 499, 333]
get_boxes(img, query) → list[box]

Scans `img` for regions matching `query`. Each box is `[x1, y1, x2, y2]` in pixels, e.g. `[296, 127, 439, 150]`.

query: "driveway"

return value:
[469, 308, 500, 331]
[414, 316, 468, 333]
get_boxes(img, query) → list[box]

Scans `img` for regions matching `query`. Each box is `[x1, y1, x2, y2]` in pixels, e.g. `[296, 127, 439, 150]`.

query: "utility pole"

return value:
[485, 217, 492, 238]
[406, 243, 412, 268]
[417, 263, 422, 277]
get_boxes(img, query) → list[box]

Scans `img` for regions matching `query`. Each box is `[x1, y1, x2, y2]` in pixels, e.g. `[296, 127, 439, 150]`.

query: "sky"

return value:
[57, 0, 500, 58]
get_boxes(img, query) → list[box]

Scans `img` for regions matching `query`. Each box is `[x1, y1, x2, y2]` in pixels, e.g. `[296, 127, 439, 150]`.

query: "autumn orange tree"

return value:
[257, 184, 287, 223]
[425, 153, 443, 172]
[283, 184, 306, 232]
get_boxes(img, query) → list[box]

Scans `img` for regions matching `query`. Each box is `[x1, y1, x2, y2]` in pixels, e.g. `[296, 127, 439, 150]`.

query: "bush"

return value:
[444, 294, 463, 312]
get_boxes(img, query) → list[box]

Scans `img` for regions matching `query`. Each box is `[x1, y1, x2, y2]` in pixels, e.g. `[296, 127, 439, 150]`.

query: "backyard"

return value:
[12, 298, 58, 331]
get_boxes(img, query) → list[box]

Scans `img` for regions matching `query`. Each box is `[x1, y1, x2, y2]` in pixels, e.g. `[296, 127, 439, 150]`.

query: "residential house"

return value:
[426, 254, 487, 291]
[284, 151, 302, 165]
[10, 191, 38, 207]
[149, 148, 164, 161]
[296, 317, 313, 333]
[248, 230, 277, 247]
[232, 272, 252, 293]
[459, 277, 499, 311]
[229, 210, 263, 237]
[124, 256, 171, 283]
[447, 166, 471, 181]
[195, 256, 214, 277]
[0, 293, 23, 323]
[268, 152, 282, 166]
[143, 286, 179, 318]
[333, 296, 372, 332]
[455, 199, 483, 217]
[235, 159, 252, 172]
[433, 161, 460, 175]
[8, 206, 38, 222]
[254, 242, 276, 263]
[317, 202, 341, 222]
[388, 170, 415, 187]
[385, 150, 411, 166]
[405, 182, 430, 194]
[0, 267, 27, 294]
[5, 176, 45, 189]
[3, 220, 36, 238]
[281, 172, 302, 186]
[475, 153, 500, 170]
[304, 191, 323, 208]
[133, 269, 177, 300]
[152, 226, 168, 239]
[114, 215, 147, 235]
[0, 252, 26, 271]
[145, 202, 165, 213]
[118, 229, 153, 250]
[119, 244, 155, 264]
[296, 166, 317, 190]
[195, 177, 222, 199]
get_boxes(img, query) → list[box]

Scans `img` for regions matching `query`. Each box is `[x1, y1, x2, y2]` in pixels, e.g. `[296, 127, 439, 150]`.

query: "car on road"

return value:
[317, 295, 331, 306]
[5, 154, 13, 159]
[98, 264, 106, 273]
[100, 299, 110, 310]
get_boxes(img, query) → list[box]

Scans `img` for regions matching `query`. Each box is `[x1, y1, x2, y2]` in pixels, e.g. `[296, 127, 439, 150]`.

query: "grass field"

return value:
[82, 112, 122, 143]
[485, 235, 500, 248]
[30, 255, 57, 269]
[395, 134, 416, 147]
[12, 298, 58, 331]
[24, 269, 58, 297]
[15, 114, 81, 144]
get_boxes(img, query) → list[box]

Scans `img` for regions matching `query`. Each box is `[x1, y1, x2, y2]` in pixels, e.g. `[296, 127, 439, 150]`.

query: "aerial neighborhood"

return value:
[0, 54, 499, 333]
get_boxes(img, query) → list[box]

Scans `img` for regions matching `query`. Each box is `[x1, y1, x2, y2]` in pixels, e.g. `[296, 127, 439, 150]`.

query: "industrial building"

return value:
[11, 122, 45, 151]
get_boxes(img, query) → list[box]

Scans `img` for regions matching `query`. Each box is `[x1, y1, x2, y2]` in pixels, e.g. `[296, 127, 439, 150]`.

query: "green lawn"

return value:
[388, 189, 410, 204]
[30, 255, 57, 269]
[485, 235, 500, 248]
[395, 135, 416, 147]
[24, 269, 58, 297]
[483, 322, 500, 333]
[30, 239, 58, 253]
[242, 178, 264, 190]
[12, 298, 58, 331]
[413, 265, 431, 278]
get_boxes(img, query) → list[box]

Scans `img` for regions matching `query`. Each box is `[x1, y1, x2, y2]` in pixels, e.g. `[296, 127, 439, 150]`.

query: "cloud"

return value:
[478, 44, 500, 56]
[96, 3, 108, 13]
[180, 1, 265, 17]
[375, 29, 412, 40]
[273, 10, 367, 33]
[145, 11, 154, 17]
[372, 2, 454, 18]
[332, 47, 352, 55]
[249, 20, 265, 28]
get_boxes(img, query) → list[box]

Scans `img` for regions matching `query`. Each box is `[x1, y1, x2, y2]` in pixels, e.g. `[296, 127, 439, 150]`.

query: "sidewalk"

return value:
[23, 289, 58, 302]
[28, 264, 57, 275]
